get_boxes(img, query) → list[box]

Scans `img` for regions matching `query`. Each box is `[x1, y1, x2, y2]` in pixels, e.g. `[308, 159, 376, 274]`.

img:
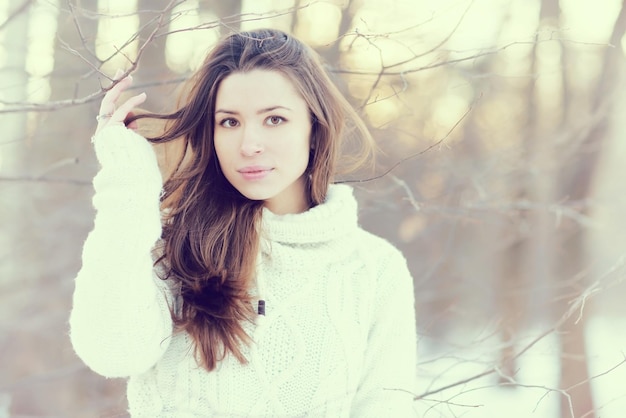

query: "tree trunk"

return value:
[0, 0, 30, 281]
[554, 3, 626, 418]
[495, 0, 557, 385]
[0, 1, 30, 411]
[556, 221, 595, 418]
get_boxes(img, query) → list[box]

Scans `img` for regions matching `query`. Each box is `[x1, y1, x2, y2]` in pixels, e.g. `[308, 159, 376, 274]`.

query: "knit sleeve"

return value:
[351, 247, 418, 417]
[69, 125, 173, 378]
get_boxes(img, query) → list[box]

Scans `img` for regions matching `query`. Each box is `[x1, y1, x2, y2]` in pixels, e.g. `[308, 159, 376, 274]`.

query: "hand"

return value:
[95, 69, 147, 135]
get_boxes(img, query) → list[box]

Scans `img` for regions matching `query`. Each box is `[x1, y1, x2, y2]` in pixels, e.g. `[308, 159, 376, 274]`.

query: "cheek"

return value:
[279, 134, 310, 168]
[293, 125, 312, 154]
[293, 141, 312, 175]
[213, 137, 228, 165]
[302, 131, 313, 164]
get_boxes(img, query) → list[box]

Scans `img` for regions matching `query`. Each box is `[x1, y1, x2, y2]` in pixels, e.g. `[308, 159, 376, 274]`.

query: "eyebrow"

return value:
[214, 106, 292, 115]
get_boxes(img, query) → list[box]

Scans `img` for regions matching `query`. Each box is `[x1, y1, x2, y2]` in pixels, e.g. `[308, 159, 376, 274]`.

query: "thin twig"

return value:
[338, 98, 475, 184]
[0, 176, 90, 186]
[413, 256, 625, 401]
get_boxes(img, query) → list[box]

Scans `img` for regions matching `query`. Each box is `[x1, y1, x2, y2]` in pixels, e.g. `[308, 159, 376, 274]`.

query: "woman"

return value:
[70, 29, 417, 417]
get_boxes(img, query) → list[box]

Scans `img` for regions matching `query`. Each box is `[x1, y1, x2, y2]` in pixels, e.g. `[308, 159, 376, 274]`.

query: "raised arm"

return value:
[69, 72, 173, 378]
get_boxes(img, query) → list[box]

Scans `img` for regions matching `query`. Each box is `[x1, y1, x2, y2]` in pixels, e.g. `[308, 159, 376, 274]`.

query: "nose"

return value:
[240, 125, 264, 157]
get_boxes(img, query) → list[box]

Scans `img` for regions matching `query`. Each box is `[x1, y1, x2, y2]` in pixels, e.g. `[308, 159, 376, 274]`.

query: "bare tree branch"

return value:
[413, 255, 626, 402]
[339, 97, 475, 184]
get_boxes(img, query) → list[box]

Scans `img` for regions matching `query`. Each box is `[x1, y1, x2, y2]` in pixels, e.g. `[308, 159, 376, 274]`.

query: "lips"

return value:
[238, 166, 273, 180]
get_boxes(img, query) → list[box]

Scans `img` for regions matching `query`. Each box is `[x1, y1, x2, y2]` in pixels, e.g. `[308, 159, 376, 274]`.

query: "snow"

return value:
[413, 316, 626, 417]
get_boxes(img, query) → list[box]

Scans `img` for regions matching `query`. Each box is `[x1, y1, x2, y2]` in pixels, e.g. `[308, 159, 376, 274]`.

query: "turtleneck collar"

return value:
[260, 184, 358, 245]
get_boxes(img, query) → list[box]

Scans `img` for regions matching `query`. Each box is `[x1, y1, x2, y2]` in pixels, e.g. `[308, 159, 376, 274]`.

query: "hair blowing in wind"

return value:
[128, 29, 374, 371]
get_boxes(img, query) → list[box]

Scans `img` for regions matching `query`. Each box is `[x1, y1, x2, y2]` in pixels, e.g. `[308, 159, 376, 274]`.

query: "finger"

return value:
[108, 92, 147, 125]
[100, 75, 133, 113]
[95, 92, 146, 134]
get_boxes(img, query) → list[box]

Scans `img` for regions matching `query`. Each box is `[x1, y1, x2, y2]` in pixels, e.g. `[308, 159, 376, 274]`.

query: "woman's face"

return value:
[214, 69, 312, 215]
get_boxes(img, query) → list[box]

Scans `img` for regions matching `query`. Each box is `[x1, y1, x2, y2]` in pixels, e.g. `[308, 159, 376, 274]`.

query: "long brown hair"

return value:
[130, 29, 373, 371]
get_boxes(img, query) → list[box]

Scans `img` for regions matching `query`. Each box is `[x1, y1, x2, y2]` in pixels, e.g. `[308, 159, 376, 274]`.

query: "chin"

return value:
[234, 186, 275, 202]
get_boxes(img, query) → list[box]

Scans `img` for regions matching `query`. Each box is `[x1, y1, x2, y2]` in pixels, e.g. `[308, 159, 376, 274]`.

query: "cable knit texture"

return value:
[70, 126, 418, 417]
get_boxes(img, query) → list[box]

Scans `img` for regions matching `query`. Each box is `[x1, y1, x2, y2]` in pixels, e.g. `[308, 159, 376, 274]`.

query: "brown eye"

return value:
[220, 118, 239, 128]
[266, 116, 285, 126]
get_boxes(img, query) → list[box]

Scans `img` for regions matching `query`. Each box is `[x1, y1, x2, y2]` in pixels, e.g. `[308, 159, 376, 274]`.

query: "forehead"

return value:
[215, 69, 306, 110]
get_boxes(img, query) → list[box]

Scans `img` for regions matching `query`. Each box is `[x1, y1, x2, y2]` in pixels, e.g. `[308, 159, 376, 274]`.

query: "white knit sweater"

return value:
[69, 126, 417, 417]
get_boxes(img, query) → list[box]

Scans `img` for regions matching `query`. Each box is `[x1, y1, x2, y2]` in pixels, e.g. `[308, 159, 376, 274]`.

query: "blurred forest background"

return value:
[2, 0, 626, 417]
